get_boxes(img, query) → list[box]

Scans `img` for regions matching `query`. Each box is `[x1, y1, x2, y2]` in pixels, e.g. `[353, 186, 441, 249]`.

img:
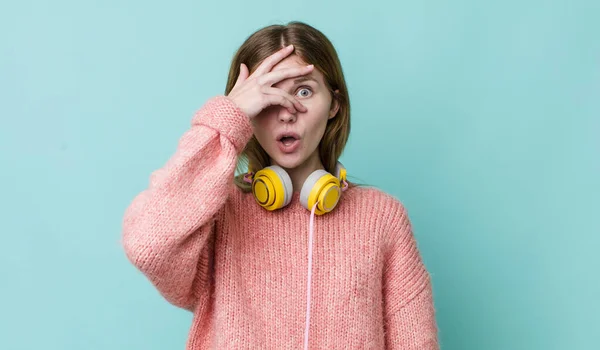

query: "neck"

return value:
[273, 153, 324, 192]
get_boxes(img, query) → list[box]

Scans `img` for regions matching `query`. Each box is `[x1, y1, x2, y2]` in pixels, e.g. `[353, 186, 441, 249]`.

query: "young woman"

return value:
[122, 21, 439, 349]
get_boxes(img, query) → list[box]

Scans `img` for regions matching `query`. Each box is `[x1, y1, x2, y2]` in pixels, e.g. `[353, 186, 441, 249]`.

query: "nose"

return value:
[278, 106, 297, 123]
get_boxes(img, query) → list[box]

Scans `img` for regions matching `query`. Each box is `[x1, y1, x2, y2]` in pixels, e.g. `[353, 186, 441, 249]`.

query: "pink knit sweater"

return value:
[122, 96, 439, 349]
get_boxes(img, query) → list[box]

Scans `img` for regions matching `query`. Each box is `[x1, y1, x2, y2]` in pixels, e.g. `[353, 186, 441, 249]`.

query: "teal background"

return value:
[1, 0, 598, 349]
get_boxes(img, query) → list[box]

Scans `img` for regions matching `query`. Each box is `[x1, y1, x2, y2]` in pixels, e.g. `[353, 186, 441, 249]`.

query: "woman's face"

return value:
[252, 54, 339, 170]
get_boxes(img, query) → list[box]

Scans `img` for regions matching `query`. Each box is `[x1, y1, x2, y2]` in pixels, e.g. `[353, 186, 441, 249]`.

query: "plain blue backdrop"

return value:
[1, 0, 598, 349]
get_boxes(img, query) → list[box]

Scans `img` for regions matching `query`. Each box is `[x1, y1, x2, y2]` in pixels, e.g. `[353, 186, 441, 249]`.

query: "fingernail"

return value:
[287, 44, 294, 50]
[307, 64, 314, 68]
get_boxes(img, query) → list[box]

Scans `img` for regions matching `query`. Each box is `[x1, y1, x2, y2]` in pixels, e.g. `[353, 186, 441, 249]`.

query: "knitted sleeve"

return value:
[121, 96, 253, 311]
[382, 201, 439, 349]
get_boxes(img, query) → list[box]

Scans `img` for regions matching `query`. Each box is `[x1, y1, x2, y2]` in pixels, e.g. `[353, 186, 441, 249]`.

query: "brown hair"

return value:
[224, 21, 352, 192]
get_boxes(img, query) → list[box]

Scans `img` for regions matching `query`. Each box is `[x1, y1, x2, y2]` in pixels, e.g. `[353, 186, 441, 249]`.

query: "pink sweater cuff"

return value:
[192, 95, 253, 153]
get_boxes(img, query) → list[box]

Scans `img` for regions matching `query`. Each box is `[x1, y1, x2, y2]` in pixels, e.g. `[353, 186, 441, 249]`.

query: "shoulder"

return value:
[341, 185, 412, 243]
[342, 184, 408, 217]
[345, 187, 423, 264]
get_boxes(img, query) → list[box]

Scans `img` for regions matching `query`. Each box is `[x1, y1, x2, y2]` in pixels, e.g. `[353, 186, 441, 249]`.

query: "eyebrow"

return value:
[293, 76, 319, 85]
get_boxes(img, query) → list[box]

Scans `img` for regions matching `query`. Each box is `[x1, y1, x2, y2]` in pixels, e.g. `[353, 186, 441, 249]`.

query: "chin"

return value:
[269, 152, 306, 170]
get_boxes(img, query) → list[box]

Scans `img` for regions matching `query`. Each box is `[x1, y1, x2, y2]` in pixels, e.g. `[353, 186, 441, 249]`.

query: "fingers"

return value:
[235, 63, 249, 86]
[262, 86, 307, 113]
[258, 64, 314, 87]
[264, 94, 297, 114]
[251, 44, 295, 77]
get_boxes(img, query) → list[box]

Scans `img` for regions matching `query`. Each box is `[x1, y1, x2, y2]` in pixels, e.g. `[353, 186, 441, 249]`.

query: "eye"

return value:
[296, 86, 313, 98]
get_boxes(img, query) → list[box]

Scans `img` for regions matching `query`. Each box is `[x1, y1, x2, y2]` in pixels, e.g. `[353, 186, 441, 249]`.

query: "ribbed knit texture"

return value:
[122, 96, 439, 349]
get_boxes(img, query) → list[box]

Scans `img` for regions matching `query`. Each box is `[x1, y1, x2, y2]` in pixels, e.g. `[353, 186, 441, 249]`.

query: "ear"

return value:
[329, 89, 340, 119]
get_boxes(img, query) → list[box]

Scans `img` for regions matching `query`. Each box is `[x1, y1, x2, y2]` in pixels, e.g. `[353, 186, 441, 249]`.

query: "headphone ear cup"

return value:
[269, 165, 293, 206]
[300, 170, 341, 215]
[334, 161, 347, 183]
[252, 165, 293, 210]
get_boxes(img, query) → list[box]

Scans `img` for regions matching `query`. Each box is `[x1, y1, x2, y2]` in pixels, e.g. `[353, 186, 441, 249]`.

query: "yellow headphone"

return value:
[246, 162, 348, 215]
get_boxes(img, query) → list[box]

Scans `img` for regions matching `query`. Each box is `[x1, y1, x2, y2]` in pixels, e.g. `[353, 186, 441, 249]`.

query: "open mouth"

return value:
[277, 133, 300, 144]
[279, 135, 297, 145]
[276, 133, 301, 153]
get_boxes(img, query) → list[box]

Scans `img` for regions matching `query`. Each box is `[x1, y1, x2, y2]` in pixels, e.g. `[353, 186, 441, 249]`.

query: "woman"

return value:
[122, 21, 439, 349]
